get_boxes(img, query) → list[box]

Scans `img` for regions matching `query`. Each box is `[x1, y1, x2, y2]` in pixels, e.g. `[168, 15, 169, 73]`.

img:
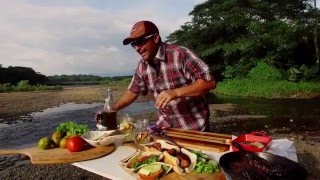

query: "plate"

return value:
[82, 130, 126, 147]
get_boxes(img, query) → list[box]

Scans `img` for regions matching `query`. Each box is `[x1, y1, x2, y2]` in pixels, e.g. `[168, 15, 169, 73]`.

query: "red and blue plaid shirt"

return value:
[128, 43, 214, 131]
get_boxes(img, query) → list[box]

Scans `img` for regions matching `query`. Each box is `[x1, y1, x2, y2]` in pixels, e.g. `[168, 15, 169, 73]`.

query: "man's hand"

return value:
[94, 110, 103, 124]
[155, 89, 178, 109]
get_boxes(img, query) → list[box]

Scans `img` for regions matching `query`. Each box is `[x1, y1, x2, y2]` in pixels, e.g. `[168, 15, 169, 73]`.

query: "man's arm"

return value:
[114, 89, 139, 110]
[155, 79, 216, 109]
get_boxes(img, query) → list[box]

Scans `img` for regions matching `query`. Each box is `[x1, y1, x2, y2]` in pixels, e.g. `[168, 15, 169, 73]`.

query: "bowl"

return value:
[231, 131, 272, 152]
[81, 130, 125, 147]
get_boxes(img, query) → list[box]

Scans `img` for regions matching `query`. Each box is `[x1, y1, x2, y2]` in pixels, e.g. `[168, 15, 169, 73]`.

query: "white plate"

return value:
[82, 130, 125, 147]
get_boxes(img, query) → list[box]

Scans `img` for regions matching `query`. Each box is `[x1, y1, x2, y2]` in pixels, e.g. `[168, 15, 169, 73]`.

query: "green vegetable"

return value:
[193, 151, 220, 174]
[56, 121, 89, 136]
[133, 155, 159, 169]
[162, 165, 170, 174]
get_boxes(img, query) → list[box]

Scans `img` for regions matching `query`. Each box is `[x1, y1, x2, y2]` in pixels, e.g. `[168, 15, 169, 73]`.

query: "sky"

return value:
[0, 0, 206, 76]
[0, 0, 319, 77]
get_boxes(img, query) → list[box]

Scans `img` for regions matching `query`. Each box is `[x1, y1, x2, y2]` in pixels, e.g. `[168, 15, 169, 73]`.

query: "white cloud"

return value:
[0, 0, 203, 76]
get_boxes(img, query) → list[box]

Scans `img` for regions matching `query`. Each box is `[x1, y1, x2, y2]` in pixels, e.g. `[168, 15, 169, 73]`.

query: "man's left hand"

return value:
[155, 90, 177, 109]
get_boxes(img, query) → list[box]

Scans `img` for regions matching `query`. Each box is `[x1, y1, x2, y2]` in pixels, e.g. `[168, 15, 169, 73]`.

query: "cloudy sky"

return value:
[0, 0, 206, 76]
[1, 0, 318, 77]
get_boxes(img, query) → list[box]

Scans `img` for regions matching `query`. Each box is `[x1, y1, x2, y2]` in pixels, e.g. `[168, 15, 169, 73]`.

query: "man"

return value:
[114, 20, 215, 131]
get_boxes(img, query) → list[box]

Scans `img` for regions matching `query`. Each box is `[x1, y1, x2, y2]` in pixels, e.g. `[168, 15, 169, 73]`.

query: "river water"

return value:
[0, 95, 319, 149]
[208, 95, 320, 137]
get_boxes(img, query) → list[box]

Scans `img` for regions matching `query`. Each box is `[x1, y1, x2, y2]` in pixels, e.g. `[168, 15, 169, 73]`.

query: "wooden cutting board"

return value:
[162, 171, 226, 180]
[0, 145, 115, 164]
[154, 128, 232, 152]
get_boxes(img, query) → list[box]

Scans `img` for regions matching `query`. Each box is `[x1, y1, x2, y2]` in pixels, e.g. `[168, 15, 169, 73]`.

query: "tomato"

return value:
[138, 155, 151, 162]
[66, 135, 86, 152]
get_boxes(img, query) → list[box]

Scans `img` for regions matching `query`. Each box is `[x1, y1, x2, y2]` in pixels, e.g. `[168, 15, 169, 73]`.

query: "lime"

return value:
[38, 137, 50, 150]
[59, 137, 69, 148]
[52, 131, 64, 146]
[66, 131, 73, 137]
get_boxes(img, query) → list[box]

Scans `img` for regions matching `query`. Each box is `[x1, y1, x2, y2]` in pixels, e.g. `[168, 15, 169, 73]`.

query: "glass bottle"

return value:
[98, 89, 117, 130]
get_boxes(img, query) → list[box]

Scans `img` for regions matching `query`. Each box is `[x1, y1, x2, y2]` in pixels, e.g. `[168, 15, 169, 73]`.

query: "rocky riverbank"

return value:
[0, 85, 319, 179]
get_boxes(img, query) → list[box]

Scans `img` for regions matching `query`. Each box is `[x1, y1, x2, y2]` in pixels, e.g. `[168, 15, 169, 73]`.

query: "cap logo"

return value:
[131, 24, 139, 33]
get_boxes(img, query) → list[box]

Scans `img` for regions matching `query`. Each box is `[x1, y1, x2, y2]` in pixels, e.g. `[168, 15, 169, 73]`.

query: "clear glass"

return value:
[119, 113, 135, 141]
[133, 119, 150, 144]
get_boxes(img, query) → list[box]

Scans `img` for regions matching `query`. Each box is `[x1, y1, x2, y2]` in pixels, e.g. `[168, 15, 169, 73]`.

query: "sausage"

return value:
[152, 142, 162, 151]
[146, 142, 162, 151]
[176, 152, 191, 168]
[166, 148, 177, 156]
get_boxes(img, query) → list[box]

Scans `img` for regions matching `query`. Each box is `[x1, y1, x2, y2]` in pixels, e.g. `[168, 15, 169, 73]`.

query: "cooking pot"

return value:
[219, 142, 307, 180]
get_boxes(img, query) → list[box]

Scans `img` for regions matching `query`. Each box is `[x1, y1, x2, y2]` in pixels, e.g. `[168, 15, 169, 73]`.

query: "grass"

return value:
[214, 78, 320, 98]
[0, 80, 63, 93]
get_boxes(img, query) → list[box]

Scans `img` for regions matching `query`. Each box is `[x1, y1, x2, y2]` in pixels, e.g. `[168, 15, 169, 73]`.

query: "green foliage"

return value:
[0, 80, 62, 93]
[0, 66, 48, 85]
[248, 62, 283, 81]
[48, 74, 105, 82]
[14, 80, 31, 91]
[0, 83, 12, 92]
[166, 0, 320, 81]
[215, 78, 320, 98]
[223, 57, 259, 78]
[101, 77, 132, 86]
[288, 64, 319, 82]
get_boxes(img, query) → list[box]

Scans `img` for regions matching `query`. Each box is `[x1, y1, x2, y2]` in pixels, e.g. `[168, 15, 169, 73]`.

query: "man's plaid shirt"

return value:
[128, 43, 214, 131]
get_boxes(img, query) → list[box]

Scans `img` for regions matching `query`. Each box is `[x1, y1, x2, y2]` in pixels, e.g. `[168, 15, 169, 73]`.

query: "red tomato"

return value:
[67, 136, 86, 152]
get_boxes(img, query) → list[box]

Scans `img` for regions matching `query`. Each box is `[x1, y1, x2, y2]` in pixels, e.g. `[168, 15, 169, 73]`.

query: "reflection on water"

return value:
[31, 103, 101, 117]
[0, 102, 156, 149]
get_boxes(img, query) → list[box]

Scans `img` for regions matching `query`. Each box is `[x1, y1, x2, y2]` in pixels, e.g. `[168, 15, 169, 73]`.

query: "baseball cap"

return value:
[123, 20, 159, 45]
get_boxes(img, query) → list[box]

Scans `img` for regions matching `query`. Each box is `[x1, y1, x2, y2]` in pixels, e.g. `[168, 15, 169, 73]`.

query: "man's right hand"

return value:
[94, 110, 104, 124]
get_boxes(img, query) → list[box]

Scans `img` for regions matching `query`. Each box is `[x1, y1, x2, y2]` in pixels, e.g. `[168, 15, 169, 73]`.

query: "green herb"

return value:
[133, 161, 142, 169]
[56, 121, 89, 135]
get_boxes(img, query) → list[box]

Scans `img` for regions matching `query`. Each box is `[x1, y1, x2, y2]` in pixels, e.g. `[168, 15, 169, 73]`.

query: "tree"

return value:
[166, 0, 320, 80]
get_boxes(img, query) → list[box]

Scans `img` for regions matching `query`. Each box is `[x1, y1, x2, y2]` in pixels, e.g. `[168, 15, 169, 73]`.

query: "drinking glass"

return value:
[133, 119, 150, 144]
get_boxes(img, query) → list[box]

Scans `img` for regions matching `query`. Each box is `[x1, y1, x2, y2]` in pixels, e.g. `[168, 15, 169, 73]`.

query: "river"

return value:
[0, 95, 319, 149]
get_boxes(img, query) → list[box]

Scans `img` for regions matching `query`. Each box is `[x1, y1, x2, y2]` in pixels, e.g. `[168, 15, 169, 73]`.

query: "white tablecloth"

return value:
[73, 138, 298, 180]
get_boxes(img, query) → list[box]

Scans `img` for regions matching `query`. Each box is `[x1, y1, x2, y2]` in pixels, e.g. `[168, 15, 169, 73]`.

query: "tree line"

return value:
[166, 0, 320, 82]
[0, 65, 48, 85]
[0, 64, 132, 86]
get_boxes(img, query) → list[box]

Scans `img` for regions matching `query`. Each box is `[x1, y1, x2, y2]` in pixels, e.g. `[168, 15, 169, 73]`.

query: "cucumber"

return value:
[138, 164, 162, 175]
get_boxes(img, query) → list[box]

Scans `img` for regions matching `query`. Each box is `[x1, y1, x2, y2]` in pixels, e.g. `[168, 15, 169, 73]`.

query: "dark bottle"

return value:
[98, 89, 117, 130]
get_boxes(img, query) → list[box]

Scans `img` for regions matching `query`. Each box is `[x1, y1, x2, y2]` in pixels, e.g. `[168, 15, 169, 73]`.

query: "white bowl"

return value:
[82, 130, 125, 147]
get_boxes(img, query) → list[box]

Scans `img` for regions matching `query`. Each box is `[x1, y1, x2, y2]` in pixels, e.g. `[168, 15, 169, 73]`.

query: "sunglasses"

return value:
[131, 34, 154, 48]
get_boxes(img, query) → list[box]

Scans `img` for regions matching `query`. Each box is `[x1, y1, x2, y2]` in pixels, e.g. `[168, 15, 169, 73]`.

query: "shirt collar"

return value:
[142, 43, 166, 65]
[155, 43, 166, 62]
